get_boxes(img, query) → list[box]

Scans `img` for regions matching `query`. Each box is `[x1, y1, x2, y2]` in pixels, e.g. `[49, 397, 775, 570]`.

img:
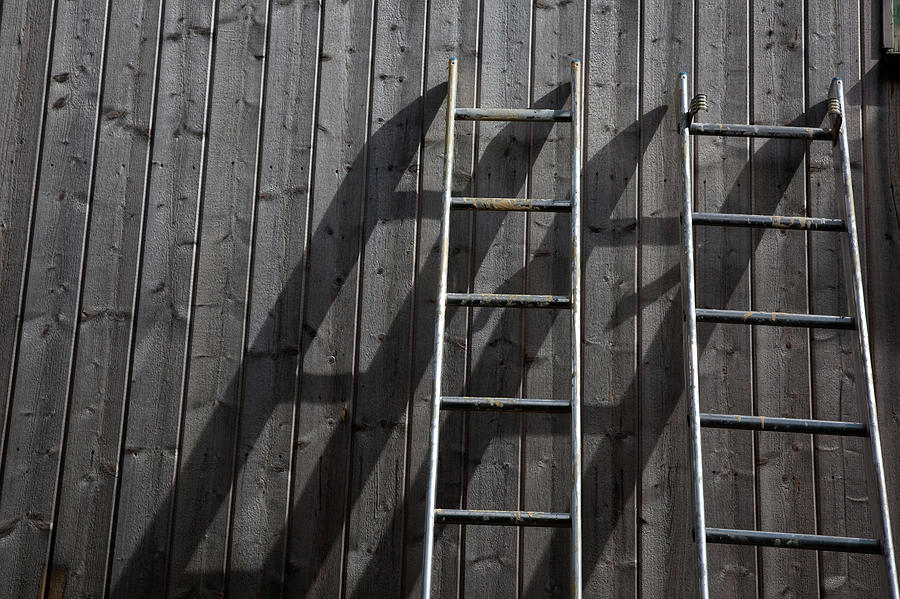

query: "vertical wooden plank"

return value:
[461, 2, 532, 596]
[0, 0, 54, 461]
[165, 0, 268, 595]
[283, 0, 375, 594]
[47, 0, 162, 595]
[693, 1, 756, 596]
[341, 0, 427, 595]
[521, 1, 584, 595]
[861, 0, 900, 594]
[638, 0, 695, 595]
[404, 1, 479, 595]
[108, 1, 215, 594]
[750, 1, 817, 596]
[0, 0, 110, 595]
[806, 1, 880, 596]
[582, 0, 640, 595]
[225, 0, 321, 596]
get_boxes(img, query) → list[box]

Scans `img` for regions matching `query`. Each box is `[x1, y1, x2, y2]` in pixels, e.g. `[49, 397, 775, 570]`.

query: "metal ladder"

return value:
[421, 58, 584, 598]
[677, 72, 899, 598]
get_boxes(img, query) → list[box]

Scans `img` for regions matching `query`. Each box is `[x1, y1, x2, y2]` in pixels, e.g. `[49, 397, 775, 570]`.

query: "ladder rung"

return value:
[689, 122, 833, 140]
[441, 396, 571, 413]
[451, 197, 572, 212]
[696, 309, 854, 329]
[692, 212, 845, 231]
[446, 293, 570, 308]
[700, 413, 867, 436]
[454, 107, 572, 122]
[434, 508, 571, 527]
[706, 528, 882, 554]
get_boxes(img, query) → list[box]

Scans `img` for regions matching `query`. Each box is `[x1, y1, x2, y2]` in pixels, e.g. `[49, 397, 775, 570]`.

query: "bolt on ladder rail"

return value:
[677, 72, 899, 598]
[421, 58, 584, 598]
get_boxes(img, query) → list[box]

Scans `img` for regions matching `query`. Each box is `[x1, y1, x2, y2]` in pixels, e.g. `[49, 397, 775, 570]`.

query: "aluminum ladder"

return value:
[421, 58, 584, 598]
[677, 72, 899, 598]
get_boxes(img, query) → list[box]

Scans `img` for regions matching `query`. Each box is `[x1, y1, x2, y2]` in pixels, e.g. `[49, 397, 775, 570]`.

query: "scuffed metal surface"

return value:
[450, 196, 572, 212]
[690, 121, 832, 140]
[454, 107, 572, 122]
[435, 508, 572, 527]
[445, 292, 570, 308]
[692, 212, 846, 231]
[695, 308, 854, 329]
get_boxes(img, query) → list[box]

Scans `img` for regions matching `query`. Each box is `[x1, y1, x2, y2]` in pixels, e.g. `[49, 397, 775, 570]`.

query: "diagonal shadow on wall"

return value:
[110, 78, 817, 597]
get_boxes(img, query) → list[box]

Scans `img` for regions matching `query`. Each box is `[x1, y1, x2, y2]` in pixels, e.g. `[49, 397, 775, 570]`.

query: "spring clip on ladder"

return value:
[422, 58, 584, 598]
[677, 72, 899, 598]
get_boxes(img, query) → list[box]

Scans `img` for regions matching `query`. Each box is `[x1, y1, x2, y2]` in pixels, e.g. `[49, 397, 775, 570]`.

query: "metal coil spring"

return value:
[690, 94, 708, 114]
[826, 97, 841, 117]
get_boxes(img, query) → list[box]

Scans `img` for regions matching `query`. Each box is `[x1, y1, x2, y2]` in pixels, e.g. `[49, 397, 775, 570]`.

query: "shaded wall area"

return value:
[0, 0, 899, 597]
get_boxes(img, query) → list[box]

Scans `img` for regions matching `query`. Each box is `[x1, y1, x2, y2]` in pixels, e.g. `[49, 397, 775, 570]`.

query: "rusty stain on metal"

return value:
[689, 121, 833, 140]
[450, 196, 572, 212]
[454, 107, 572, 122]
[446, 292, 570, 308]
[692, 212, 845, 231]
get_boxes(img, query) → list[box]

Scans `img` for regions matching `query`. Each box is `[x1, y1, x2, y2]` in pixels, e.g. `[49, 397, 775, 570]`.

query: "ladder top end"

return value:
[571, 58, 580, 63]
[832, 76, 842, 82]
[449, 56, 457, 62]
[679, 71, 687, 77]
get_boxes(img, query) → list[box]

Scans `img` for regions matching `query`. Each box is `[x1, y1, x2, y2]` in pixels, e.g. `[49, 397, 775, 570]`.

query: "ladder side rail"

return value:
[569, 58, 584, 599]
[679, 72, 710, 599]
[830, 77, 900, 599]
[422, 57, 458, 599]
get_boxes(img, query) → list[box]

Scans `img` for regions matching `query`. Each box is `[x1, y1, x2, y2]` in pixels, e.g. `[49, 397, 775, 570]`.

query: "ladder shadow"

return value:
[111, 82, 585, 597]
[522, 107, 821, 596]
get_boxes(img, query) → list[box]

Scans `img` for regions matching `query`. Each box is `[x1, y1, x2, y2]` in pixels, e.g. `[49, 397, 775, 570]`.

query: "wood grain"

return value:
[0, 2, 896, 596]
[108, 1, 216, 594]
[807, 1, 881, 596]
[0, 0, 55, 468]
[638, 0, 696, 595]
[0, 0, 109, 595]
[49, 0, 162, 595]
[341, 0, 427, 595]
[461, 1, 531, 595]
[862, 0, 900, 596]
[751, 1, 817, 595]
[521, 1, 584, 596]
[581, 0, 641, 596]
[225, 0, 321, 596]
[403, 1, 481, 596]
[165, 0, 269, 595]
[283, 0, 375, 594]
[693, 1, 756, 596]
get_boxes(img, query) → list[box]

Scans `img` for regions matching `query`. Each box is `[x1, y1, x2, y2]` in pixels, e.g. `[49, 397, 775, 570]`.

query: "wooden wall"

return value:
[0, 0, 898, 597]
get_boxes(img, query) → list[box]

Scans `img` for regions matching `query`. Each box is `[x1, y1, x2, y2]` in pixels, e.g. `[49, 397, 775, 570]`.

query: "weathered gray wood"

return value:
[806, 1, 880, 596]
[0, 0, 54, 468]
[693, 1, 756, 596]
[283, 0, 375, 594]
[581, 1, 640, 596]
[461, 2, 532, 595]
[521, 2, 584, 596]
[861, 0, 900, 594]
[638, 0, 696, 596]
[1, 2, 898, 596]
[225, 1, 321, 596]
[403, 1, 480, 595]
[751, 1, 817, 595]
[165, 1, 268, 595]
[107, 2, 215, 594]
[0, 0, 109, 595]
[341, 0, 427, 595]
[47, 1, 162, 596]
